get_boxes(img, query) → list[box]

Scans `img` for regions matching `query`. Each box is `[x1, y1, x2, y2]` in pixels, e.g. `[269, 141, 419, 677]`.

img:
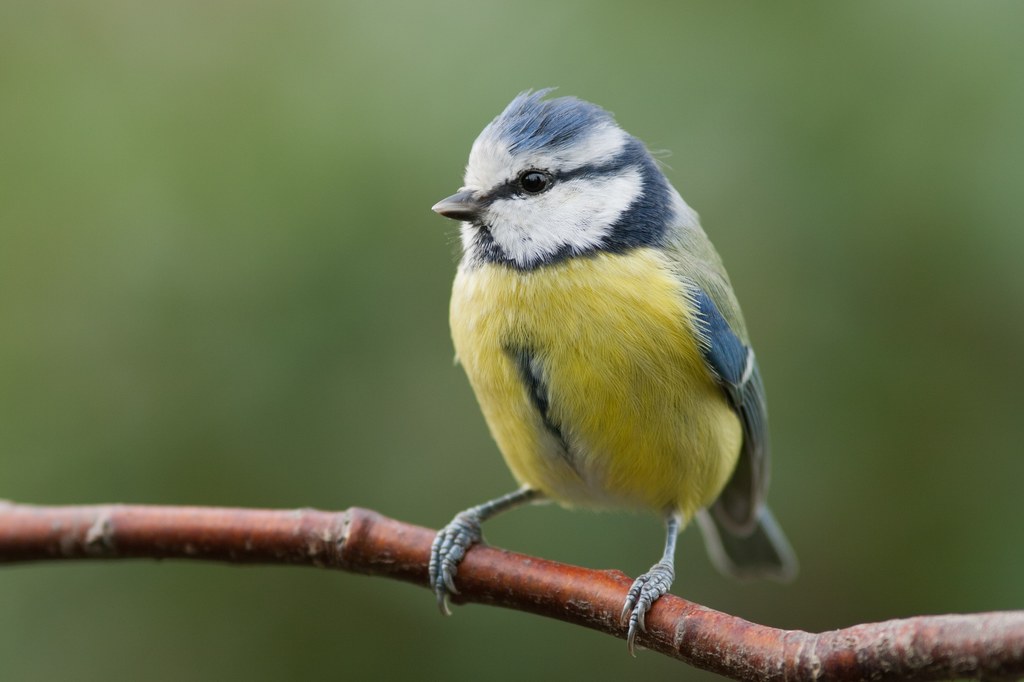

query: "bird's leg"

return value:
[620, 511, 682, 655]
[429, 486, 543, 615]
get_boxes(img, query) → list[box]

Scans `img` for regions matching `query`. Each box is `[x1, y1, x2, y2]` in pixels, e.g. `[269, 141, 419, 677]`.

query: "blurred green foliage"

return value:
[2, 1, 1023, 680]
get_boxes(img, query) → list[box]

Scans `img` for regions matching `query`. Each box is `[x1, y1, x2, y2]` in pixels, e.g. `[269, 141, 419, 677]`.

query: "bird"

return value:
[429, 90, 796, 654]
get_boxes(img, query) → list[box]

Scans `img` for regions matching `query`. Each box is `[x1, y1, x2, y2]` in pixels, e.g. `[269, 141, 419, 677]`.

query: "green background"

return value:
[2, 2, 1023, 680]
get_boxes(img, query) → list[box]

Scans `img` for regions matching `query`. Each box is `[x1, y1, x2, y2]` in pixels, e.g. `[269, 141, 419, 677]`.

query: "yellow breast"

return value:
[449, 248, 742, 520]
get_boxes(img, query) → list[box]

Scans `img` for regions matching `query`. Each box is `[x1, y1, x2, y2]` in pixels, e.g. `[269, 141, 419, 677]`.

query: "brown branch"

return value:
[0, 501, 1020, 681]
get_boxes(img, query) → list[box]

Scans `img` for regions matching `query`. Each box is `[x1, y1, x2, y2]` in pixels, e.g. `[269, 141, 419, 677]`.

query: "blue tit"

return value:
[429, 90, 796, 654]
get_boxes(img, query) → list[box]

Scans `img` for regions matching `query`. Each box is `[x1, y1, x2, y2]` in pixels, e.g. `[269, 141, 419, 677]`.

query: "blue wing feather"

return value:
[692, 288, 769, 534]
[693, 290, 748, 389]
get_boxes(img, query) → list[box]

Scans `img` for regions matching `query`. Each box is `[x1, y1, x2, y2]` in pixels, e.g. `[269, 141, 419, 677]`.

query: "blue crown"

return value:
[486, 89, 617, 154]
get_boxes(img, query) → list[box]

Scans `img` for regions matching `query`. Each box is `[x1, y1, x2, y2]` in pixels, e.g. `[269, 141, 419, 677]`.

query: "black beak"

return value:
[432, 190, 483, 221]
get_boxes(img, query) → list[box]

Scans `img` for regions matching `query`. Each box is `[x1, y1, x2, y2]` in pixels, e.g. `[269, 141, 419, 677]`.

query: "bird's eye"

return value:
[518, 170, 552, 194]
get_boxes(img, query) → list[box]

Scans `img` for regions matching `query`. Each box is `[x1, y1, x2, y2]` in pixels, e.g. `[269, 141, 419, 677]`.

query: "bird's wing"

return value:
[690, 285, 769, 535]
[661, 209, 769, 534]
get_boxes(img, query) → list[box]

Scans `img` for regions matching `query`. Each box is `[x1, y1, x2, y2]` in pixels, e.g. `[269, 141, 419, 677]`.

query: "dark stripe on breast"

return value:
[504, 345, 579, 473]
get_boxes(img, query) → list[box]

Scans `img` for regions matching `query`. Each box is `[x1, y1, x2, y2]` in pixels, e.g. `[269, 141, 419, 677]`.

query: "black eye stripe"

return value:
[479, 152, 637, 206]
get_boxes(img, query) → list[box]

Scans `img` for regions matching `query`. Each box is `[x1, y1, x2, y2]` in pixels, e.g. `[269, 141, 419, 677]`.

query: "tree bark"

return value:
[0, 501, 1020, 681]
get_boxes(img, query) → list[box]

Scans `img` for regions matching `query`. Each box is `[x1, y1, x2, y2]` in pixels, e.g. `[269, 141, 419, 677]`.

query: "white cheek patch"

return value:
[485, 167, 643, 268]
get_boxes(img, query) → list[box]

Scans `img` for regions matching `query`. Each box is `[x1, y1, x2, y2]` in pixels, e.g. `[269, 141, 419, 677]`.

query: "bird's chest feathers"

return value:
[450, 248, 734, 512]
[452, 249, 705, 372]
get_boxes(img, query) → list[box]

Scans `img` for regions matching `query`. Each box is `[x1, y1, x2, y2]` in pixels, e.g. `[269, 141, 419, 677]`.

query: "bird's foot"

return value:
[620, 561, 675, 656]
[428, 510, 483, 616]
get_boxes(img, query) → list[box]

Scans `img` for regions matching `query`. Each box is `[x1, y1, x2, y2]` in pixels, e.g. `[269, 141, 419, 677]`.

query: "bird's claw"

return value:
[428, 511, 483, 616]
[620, 561, 675, 656]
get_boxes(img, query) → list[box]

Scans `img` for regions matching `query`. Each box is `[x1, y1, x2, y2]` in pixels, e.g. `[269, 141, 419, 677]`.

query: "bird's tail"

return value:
[695, 505, 798, 582]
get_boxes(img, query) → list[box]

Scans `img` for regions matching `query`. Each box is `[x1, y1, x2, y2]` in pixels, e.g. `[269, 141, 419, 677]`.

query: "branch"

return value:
[0, 501, 1020, 681]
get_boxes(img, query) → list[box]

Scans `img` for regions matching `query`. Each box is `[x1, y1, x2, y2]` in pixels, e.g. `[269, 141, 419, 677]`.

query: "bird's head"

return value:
[433, 90, 682, 270]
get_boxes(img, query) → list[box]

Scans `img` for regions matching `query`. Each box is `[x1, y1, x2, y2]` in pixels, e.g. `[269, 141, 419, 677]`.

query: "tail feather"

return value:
[696, 505, 798, 582]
